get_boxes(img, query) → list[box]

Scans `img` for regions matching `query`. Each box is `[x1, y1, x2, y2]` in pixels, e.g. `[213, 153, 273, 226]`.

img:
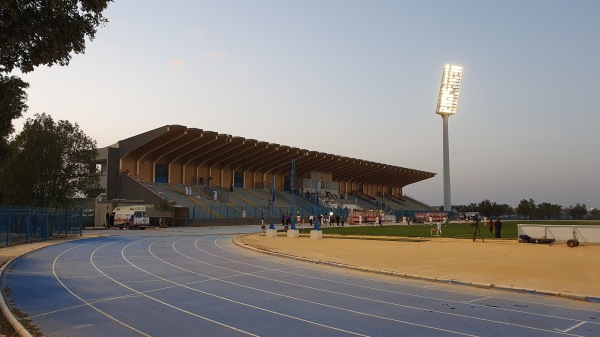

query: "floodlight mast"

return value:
[436, 64, 463, 212]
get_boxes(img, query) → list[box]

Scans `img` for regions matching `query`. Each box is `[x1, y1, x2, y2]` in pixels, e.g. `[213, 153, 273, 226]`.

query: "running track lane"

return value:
[2, 229, 599, 336]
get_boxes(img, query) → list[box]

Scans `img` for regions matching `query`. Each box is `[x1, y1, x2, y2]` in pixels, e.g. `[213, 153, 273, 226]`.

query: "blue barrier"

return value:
[0, 206, 83, 246]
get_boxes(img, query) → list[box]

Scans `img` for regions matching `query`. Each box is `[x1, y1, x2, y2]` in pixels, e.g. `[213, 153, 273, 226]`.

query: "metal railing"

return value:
[0, 206, 83, 246]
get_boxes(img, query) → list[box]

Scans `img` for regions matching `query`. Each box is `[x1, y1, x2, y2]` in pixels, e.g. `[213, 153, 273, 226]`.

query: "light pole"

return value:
[436, 64, 463, 212]
[588, 199, 591, 211]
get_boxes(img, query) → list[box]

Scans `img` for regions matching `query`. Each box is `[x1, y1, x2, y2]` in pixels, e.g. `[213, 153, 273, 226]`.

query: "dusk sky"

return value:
[12, 0, 600, 209]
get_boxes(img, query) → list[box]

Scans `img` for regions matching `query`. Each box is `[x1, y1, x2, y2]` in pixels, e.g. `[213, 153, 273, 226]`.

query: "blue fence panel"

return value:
[0, 206, 83, 246]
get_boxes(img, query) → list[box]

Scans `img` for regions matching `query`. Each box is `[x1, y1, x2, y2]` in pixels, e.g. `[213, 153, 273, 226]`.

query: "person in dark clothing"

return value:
[494, 218, 502, 238]
[335, 214, 340, 226]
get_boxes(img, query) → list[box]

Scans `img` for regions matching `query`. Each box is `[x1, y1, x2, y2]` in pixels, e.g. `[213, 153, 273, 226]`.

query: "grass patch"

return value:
[300, 220, 600, 240]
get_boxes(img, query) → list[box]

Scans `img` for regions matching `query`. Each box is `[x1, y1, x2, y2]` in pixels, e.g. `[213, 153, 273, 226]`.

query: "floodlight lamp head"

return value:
[436, 64, 463, 116]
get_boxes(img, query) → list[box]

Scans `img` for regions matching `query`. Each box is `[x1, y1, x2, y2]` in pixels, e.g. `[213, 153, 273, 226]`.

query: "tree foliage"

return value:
[566, 203, 588, 220]
[516, 198, 536, 219]
[0, 113, 100, 207]
[0, 0, 112, 161]
[454, 200, 513, 218]
[0, 0, 113, 73]
[0, 75, 29, 159]
[154, 199, 176, 227]
[535, 202, 562, 219]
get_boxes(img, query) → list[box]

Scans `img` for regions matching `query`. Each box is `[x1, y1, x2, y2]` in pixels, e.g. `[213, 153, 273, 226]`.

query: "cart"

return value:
[518, 235, 555, 245]
[567, 228, 580, 247]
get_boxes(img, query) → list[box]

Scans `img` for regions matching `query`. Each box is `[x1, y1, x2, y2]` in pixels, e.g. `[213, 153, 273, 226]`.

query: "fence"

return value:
[0, 206, 83, 246]
[518, 224, 600, 243]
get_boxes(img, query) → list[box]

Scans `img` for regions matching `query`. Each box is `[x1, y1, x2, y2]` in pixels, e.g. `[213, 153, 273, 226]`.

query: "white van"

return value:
[110, 205, 150, 230]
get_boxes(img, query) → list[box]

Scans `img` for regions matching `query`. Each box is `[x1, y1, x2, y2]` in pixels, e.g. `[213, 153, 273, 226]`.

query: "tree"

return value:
[516, 198, 536, 219]
[478, 199, 493, 217]
[590, 208, 600, 220]
[0, 75, 29, 159]
[154, 199, 176, 227]
[566, 203, 588, 220]
[535, 202, 562, 219]
[0, 0, 112, 154]
[0, 0, 113, 73]
[1, 113, 100, 207]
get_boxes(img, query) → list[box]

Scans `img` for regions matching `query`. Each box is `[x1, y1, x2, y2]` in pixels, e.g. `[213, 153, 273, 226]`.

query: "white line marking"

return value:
[97, 237, 261, 336]
[222, 235, 600, 315]
[195, 236, 591, 336]
[151, 237, 477, 336]
[559, 321, 586, 333]
[139, 237, 369, 336]
[51, 240, 152, 336]
[216, 236, 600, 326]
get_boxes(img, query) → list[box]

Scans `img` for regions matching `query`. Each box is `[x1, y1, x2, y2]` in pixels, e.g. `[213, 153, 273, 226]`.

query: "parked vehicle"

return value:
[109, 205, 150, 230]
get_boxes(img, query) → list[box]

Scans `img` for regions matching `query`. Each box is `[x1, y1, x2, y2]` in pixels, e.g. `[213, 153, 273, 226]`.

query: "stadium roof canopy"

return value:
[106, 125, 435, 188]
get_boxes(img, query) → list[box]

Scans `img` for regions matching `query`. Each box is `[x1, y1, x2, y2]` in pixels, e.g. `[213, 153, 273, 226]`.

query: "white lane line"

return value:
[72, 324, 95, 329]
[92, 237, 260, 337]
[214, 236, 600, 326]
[187, 236, 589, 336]
[558, 321, 587, 333]
[463, 298, 490, 304]
[51, 240, 152, 337]
[60, 275, 106, 279]
[151, 237, 478, 337]
[139, 237, 369, 337]
[220, 235, 600, 315]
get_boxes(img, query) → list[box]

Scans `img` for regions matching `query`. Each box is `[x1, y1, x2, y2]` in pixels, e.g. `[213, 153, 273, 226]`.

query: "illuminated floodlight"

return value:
[435, 64, 463, 212]
[436, 64, 463, 116]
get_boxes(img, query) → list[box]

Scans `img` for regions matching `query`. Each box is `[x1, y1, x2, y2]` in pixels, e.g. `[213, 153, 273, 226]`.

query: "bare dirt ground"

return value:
[240, 233, 600, 299]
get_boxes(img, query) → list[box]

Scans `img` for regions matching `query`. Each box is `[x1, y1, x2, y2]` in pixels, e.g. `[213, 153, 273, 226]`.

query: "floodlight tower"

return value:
[436, 64, 463, 212]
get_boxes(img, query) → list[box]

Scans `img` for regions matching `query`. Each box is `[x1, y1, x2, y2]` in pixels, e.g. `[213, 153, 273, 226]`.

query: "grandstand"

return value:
[94, 125, 439, 226]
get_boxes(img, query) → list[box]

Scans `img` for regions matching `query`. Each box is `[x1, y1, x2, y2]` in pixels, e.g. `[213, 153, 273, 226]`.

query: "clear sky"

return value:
[12, 0, 600, 209]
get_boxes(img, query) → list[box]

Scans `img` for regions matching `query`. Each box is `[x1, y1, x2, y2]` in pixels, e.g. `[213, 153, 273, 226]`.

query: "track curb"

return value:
[0, 255, 33, 337]
[1, 236, 106, 337]
[233, 234, 597, 303]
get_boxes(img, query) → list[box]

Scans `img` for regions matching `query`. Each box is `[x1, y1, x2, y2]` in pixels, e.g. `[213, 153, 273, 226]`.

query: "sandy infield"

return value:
[240, 233, 600, 299]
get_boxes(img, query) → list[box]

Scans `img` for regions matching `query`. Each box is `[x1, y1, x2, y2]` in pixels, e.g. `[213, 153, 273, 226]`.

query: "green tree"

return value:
[535, 202, 562, 219]
[0, 0, 112, 154]
[516, 198, 536, 219]
[1, 113, 100, 207]
[0, 0, 113, 73]
[477, 199, 493, 217]
[566, 203, 588, 220]
[0, 75, 29, 159]
[154, 199, 176, 227]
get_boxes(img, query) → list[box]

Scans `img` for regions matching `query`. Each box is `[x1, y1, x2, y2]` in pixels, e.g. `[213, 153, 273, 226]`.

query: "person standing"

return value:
[488, 218, 494, 234]
[494, 217, 503, 238]
[472, 216, 480, 242]
[335, 214, 340, 226]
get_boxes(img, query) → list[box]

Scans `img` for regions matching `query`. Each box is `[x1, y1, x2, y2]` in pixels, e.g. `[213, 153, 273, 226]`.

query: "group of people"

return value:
[307, 213, 346, 227]
[487, 217, 503, 238]
[471, 215, 503, 239]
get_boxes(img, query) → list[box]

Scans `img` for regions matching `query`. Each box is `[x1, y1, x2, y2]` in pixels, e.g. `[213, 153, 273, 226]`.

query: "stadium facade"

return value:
[95, 125, 437, 225]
